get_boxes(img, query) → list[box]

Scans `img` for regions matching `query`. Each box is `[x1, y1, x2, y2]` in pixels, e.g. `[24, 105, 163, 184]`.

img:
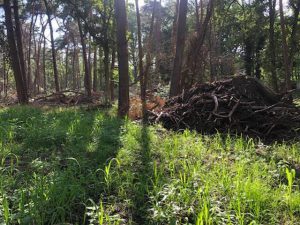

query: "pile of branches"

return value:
[33, 90, 96, 105]
[153, 76, 300, 142]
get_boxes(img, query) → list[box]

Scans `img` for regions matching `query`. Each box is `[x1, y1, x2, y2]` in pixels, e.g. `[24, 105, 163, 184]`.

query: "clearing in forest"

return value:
[0, 106, 299, 225]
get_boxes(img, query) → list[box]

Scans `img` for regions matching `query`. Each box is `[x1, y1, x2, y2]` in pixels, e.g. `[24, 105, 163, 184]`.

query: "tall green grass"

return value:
[0, 106, 299, 224]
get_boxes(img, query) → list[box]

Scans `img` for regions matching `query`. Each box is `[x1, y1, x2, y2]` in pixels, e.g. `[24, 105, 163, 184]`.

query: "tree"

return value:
[115, 0, 130, 117]
[170, 0, 188, 97]
[44, 0, 60, 92]
[4, 0, 28, 103]
[268, 0, 278, 91]
[93, 45, 98, 92]
[287, 0, 300, 88]
[135, 0, 146, 120]
[78, 17, 92, 97]
[279, 0, 291, 90]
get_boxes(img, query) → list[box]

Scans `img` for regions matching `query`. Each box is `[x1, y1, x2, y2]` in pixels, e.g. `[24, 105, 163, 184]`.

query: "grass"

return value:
[294, 90, 300, 106]
[0, 106, 299, 225]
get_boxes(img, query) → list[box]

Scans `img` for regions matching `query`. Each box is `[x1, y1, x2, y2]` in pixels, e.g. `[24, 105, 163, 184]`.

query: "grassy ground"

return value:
[0, 106, 299, 225]
[294, 90, 300, 106]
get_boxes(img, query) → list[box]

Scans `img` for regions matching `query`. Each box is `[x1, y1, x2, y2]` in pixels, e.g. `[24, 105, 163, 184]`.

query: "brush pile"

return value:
[153, 76, 300, 141]
[33, 91, 100, 105]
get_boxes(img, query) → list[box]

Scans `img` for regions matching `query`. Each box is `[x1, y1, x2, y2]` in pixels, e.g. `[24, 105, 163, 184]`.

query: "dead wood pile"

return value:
[153, 76, 300, 141]
[33, 91, 99, 105]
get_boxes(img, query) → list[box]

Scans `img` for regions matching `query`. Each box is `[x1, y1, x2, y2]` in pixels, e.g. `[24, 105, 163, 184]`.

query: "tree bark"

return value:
[43, 35, 47, 92]
[72, 44, 77, 89]
[195, 0, 200, 32]
[27, 6, 38, 94]
[110, 48, 116, 101]
[65, 44, 69, 89]
[288, 1, 300, 84]
[172, 0, 180, 53]
[268, 0, 278, 91]
[103, 43, 110, 103]
[143, 0, 156, 93]
[170, 0, 188, 97]
[135, 0, 146, 120]
[44, 0, 60, 92]
[4, 58, 8, 98]
[13, 0, 27, 92]
[279, 0, 291, 90]
[93, 46, 98, 92]
[99, 47, 103, 91]
[115, 0, 130, 117]
[154, 0, 162, 83]
[4, 0, 28, 103]
[34, 31, 43, 94]
[78, 18, 92, 97]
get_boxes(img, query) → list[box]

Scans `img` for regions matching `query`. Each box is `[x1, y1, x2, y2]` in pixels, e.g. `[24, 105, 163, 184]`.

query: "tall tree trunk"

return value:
[88, 35, 92, 81]
[170, 0, 188, 97]
[35, 33, 43, 94]
[154, 0, 162, 82]
[77, 48, 81, 89]
[195, 0, 200, 32]
[3, 59, 8, 98]
[110, 48, 116, 101]
[44, 0, 60, 92]
[187, 0, 214, 85]
[43, 35, 47, 92]
[78, 18, 92, 97]
[146, 2, 156, 80]
[99, 48, 103, 91]
[135, 0, 146, 120]
[4, 0, 28, 103]
[269, 0, 278, 92]
[172, 0, 180, 53]
[65, 44, 69, 89]
[197, 0, 214, 49]
[115, 0, 130, 117]
[72, 44, 77, 90]
[288, 1, 300, 83]
[35, 22, 47, 94]
[103, 43, 110, 103]
[279, 0, 291, 90]
[13, 0, 27, 92]
[27, 7, 38, 94]
[200, 0, 204, 24]
[93, 46, 98, 92]
[103, 0, 111, 103]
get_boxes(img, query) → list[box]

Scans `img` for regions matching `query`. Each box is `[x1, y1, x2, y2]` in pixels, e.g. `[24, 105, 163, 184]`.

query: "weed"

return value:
[0, 106, 299, 224]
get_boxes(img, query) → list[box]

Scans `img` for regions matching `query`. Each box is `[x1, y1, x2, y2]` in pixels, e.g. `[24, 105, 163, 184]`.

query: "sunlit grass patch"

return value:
[0, 106, 299, 224]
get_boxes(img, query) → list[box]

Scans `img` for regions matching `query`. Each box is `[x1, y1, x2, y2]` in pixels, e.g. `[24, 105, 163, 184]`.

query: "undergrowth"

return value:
[0, 106, 299, 225]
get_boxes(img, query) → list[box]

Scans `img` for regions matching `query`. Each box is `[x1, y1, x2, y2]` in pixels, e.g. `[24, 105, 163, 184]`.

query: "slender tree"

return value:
[115, 0, 130, 117]
[93, 46, 98, 92]
[279, 0, 291, 90]
[268, 0, 278, 91]
[44, 0, 60, 92]
[110, 48, 116, 101]
[4, 0, 28, 103]
[27, 1, 38, 93]
[13, 0, 27, 89]
[78, 17, 92, 97]
[135, 0, 146, 120]
[170, 0, 188, 97]
[65, 44, 70, 89]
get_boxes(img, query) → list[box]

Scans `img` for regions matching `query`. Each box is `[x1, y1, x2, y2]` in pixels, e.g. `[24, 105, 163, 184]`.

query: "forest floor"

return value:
[0, 104, 300, 225]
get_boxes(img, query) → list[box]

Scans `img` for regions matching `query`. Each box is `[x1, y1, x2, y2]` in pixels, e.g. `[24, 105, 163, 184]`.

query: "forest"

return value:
[0, 0, 300, 224]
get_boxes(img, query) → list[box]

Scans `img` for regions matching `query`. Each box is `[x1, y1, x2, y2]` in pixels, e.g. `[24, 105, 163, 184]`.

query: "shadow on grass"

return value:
[131, 123, 154, 224]
[43, 111, 124, 224]
[0, 106, 124, 224]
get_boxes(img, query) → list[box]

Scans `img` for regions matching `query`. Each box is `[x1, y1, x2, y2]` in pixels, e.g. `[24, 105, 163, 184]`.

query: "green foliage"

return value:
[0, 106, 299, 224]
